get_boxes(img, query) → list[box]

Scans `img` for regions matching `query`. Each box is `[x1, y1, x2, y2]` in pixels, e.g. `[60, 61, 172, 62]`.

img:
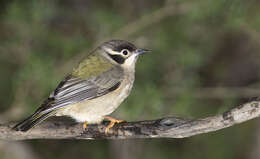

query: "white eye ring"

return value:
[121, 49, 130, 56]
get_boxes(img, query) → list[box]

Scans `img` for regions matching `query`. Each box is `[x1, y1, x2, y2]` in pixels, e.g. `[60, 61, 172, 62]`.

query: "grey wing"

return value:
[41, 66, 124, 113]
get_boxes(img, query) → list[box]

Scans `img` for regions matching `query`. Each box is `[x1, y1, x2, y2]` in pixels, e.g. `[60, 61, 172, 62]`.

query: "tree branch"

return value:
[1, 99, 260, 140]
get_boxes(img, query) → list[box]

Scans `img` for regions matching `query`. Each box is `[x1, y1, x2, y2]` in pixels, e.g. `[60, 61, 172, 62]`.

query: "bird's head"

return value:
[98, 40, 149, 70]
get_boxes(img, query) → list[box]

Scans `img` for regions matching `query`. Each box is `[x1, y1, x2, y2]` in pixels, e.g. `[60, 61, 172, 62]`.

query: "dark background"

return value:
[1, 0, 260, 159]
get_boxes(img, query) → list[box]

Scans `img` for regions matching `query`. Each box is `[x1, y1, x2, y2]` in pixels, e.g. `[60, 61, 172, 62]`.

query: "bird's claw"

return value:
[104, 116, 125, 134]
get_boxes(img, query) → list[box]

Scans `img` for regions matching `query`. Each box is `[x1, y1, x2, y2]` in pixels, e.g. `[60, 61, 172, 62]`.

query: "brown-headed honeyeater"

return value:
[13, 40, 149, 133]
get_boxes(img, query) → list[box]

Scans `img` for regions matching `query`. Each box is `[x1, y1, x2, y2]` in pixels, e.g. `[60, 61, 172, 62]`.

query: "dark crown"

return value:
[102, 40, 137, 52]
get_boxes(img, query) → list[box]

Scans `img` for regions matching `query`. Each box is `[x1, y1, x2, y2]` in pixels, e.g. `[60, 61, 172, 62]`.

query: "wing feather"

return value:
[41, 66, 123, 113]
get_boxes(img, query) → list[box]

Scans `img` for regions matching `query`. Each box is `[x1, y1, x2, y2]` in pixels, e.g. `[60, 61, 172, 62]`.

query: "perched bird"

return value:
[13, 40, 149, 133]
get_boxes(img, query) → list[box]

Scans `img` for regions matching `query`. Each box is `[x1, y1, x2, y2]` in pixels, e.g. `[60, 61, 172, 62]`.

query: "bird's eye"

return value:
[121, 49, 129, 56]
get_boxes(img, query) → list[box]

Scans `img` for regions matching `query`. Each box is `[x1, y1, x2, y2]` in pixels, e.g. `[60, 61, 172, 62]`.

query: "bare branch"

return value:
[0, 99, 260, 140]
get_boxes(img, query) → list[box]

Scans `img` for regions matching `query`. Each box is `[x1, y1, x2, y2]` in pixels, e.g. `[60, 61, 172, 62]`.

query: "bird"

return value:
[13, 40, 149, 133]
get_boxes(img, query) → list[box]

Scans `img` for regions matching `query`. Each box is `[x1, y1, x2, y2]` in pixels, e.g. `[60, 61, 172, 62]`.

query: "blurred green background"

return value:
[1, 0, 260, 159]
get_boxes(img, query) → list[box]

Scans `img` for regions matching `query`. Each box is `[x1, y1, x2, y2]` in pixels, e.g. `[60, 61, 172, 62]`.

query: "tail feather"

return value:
[13, 110, 55, 132]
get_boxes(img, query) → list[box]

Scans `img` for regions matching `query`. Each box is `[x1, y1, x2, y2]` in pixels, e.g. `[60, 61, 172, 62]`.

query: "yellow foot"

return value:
[104, 116, 125, 134]
[83, 122, 88, 129]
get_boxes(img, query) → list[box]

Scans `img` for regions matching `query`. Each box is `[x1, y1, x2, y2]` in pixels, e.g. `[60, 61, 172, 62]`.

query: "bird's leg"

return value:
[104, 116, 125, 134]
[83, 122, 88, 129]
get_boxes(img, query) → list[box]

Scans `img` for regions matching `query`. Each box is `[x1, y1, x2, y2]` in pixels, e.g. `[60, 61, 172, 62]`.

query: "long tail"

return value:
[13, 97, 57, 132]
[12, 109, 56, 132]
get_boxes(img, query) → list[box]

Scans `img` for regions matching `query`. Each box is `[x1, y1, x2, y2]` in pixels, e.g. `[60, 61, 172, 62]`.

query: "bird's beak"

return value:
[135, 48, 151, 55]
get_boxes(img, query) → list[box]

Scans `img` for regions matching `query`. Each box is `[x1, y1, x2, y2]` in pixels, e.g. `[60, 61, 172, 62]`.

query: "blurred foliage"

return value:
[1, 0, 260, 159]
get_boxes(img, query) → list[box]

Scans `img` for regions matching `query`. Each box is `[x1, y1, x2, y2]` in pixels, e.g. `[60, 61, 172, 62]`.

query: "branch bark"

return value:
[1, 99, 260, 140]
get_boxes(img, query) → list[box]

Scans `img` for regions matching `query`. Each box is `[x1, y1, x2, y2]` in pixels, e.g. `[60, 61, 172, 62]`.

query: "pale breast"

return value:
[56, 74, 134, 123]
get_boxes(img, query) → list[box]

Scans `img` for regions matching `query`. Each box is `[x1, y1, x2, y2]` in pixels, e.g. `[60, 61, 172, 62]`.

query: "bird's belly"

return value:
[56, 83, 132, 123]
